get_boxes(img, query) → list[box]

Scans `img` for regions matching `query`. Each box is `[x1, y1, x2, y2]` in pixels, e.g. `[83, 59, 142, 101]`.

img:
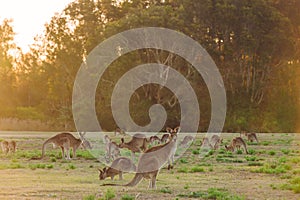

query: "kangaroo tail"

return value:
[41, 137, 54, 159]
[125, 173, 143, 187]
[101, 183, 122, 186]
[101, 173, 143, 187]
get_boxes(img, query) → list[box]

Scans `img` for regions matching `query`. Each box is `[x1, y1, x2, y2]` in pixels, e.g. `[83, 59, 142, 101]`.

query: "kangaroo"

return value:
[99, 157, 136, 180]
[149, 135, 161, 145]
[225, 137, 248, 154]
[114, 127, 126, 136]
[1, 140, 16, 154]
[40, 132, 91, 160]
[118, 133, 150, 161]
[102, 127, 179, 189]
[160, 133, 170, 143]
[201, 137, 213, 149]
[241, 132, 258, 143]
[103, 135, 121, 163]
[179, 135, 194, 148]
[210, 135, 223, 150]
[161, 126, 180, 143]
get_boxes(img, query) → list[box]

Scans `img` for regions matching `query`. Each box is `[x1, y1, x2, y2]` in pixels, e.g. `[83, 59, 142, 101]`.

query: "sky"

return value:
[0, 0, 75, 52]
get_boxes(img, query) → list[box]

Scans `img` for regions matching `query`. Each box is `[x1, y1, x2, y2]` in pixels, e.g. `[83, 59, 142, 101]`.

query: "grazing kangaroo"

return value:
[225, 137, 248, 154]
[40, 132, 91, 160]
[210, 135, 223, 150]
[118, 133, 150, 161]
[1, 140, 16, 154]
[103, 135, 121, 163]
[241, 132, 258, 143]
[179, 135, 194, 148]
[99, 157, 136, 180]
[102, 127, 179, 189]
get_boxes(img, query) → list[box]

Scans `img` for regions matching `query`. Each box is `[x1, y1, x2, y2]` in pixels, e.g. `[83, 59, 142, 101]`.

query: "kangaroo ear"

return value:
[166, 127, 172, 133]
[98, 168, 103, 173]
[174, 126, 181, 133]
[121, 138, 124, 143]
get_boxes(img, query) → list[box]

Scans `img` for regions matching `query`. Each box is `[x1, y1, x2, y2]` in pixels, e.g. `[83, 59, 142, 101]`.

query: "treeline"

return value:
[0, 0, 299, 132]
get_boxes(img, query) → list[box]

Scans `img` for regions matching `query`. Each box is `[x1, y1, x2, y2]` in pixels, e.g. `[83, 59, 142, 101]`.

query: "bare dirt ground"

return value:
[0, 131, 299, 200]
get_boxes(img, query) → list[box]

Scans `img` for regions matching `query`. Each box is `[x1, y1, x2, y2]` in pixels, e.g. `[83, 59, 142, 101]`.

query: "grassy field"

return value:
[0, 132, 299, 200]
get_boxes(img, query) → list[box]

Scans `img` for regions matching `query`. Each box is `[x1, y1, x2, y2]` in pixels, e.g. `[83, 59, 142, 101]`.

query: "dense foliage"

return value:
[0, 0, 299, 132]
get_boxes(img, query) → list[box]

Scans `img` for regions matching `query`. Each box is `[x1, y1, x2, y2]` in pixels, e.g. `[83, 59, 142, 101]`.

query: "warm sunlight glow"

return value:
[0, 0, 75, 52]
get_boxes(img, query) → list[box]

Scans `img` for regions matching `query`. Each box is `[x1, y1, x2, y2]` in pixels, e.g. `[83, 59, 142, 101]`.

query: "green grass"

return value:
[281, 176, 300, 194]
[177, 188, 245, 199]
[121, 194, 135, 200]
[245, 156, 257, 162]
[29, 163, 46, 170]
[281, 149, 290, 155]
[268, 150, 276, 156]
[83, 194, 96, 200]
[248, 162, 264, 166]
[252, 162, 291, 174]
[190, 166, 205, 173]
[160, 187, 172, 194]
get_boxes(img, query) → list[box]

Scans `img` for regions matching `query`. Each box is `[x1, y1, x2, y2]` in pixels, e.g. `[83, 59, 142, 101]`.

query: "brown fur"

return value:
[40, 132, 91, 160]
[118, 133, 150, 161]
[102, 126, 180, 189]
[1, 140, 16, 154]
[99, 157, 136, 180]
[114, 127, 126, 136]
[243, 132, 259, 143]
[210, 135, 223, 150]
[225, 137, 248, 154]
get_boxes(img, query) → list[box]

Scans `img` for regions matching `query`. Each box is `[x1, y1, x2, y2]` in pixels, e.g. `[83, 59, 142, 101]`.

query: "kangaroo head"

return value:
[98, 167, 108, 180]
[165, 126, 180, 143]
[166, 126, 180, 133]
[78, 132, 92, 150]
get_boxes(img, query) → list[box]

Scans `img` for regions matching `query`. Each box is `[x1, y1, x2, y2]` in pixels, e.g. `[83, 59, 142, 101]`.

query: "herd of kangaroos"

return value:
[1, 127, 258, 189]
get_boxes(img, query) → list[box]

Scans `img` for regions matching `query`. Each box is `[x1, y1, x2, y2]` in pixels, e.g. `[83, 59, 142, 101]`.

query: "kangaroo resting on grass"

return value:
[39, 132, 91, 160]
[102, 126, 179, 189]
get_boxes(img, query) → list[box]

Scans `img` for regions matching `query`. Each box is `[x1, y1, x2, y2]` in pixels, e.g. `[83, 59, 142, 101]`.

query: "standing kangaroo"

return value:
[103, 135, 121, 163]
[118, 133, 150, 161]
[210, 135, 223, 150]
[102, 126, 179, 189]
[40, 132, 91, 160]
[98, 157, 136, 180]
[179, 135, 194, 148]
[225, 137, 248, 154]
[1, 140, 16, 154]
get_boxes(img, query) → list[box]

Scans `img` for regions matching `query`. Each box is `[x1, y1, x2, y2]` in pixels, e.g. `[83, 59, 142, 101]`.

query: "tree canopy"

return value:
[0, 0, 299, 132]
